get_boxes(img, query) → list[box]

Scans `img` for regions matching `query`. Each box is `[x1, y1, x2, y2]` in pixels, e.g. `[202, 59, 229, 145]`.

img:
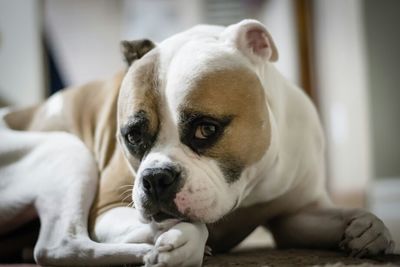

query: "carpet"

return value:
[1, 249, 399, 266]
[204, 248, 400, 267]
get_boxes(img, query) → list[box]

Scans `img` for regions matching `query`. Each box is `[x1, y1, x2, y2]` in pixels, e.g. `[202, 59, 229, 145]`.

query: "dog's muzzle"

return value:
[140, 166, 183, 222]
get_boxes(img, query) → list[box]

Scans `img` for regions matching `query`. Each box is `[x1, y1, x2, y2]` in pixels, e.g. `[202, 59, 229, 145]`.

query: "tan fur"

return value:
[4, 105, 40, 130]
[181, 67, 270, 169]
[4, 71, 134, 231]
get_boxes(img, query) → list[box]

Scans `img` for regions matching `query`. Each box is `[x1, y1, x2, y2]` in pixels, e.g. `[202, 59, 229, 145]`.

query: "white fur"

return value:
[117, 22, 330, 265]
[93, 207, 154, 244]
[144, 222, 208, 267]
[1, 19, 394, 267]
[131, 20, 326, 222]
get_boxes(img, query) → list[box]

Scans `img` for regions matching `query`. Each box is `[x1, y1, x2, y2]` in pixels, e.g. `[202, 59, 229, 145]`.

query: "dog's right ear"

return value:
[120, 39, 156, 66]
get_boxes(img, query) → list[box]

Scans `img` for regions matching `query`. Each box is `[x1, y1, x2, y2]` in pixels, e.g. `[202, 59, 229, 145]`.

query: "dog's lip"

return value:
[143, 199, 186, 222]
[151, 216, 183, 230]
[150, 208, 185, 223]
[152, 211, 173, 222]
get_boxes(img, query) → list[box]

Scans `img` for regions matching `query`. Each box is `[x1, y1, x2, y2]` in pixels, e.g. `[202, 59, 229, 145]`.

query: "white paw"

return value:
[340, 211, 395, 257]
[144, 222, 208, 267]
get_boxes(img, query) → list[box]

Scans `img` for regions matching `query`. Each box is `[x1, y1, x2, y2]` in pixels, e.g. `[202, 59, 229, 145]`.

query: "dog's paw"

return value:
[339, 210, 395, 257]
[144, 222, 208, 267]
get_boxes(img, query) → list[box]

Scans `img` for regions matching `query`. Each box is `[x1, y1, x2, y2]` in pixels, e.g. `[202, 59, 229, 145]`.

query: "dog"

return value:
[0, 19, 395, 266]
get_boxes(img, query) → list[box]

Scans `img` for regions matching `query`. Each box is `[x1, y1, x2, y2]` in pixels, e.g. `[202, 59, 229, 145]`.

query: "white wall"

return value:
[121, 0, 202, 42]
[313, 0, 372, 206]
[44, 0, 203, 86]
[260, 0, 300, 86]
[121, 0, 300, 85]
[364, 0, 400, 179]
[44, 0, 125, 86]
[0, 0, 44, 106]
[45, 0, 300, 90]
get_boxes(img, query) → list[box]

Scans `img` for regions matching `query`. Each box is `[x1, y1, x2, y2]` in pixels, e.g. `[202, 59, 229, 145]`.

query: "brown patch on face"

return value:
[180, 67, 270, 182]
[118, 51, 160, 158]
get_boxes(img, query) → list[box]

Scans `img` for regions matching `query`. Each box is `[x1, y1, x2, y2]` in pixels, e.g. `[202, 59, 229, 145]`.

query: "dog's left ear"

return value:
[120, 39, 156, 66]
[223, 19, 278, 64]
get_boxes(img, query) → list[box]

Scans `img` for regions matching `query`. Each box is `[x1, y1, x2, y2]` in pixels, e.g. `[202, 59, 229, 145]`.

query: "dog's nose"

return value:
[141, 168, 179, 199]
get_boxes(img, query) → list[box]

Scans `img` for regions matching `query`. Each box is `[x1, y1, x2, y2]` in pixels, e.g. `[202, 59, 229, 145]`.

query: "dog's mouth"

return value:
[146, 206, 186, 223]
[152, 211, 176, 222]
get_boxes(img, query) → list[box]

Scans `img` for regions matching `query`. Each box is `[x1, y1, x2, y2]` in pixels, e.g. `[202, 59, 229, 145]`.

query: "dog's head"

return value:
[117, 20, 278, 223]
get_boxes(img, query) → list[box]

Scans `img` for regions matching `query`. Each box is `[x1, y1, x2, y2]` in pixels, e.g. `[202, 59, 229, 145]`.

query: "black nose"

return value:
[141, 167, 179, 199]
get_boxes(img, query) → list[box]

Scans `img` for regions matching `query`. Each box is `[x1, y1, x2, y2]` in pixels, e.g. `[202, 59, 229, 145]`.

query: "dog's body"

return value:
[0, 20, 394, 266]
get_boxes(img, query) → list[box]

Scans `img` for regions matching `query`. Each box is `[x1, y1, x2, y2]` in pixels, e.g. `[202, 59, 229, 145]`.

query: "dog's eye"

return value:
[189, 118, 226, 151]
[126, 129, 142, 145]
[180, 114, 232, 153]
[194, 124, 217, 140]
[121, 111, 156, 159]
[123, 124, 154, 159]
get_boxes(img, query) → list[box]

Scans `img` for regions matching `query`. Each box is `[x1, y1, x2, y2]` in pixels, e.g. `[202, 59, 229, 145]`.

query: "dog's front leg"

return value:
[23, 133, 153, 266]
[268, 202, 395, 257]
[93, 207, 155, 244]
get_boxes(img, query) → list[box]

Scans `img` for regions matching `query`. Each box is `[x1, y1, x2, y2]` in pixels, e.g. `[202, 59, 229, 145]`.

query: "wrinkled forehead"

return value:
[165, 48, 263, 119]
[118, 40, 265, 125]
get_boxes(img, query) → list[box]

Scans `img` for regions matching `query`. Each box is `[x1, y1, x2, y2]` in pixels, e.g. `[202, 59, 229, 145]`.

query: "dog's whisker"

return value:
[119, 189, 133, 198]
[118, 184, 133, 190]
[121, 194, 133, 203]
[120, 188, 133, 201]
[126, 201, 135, 208]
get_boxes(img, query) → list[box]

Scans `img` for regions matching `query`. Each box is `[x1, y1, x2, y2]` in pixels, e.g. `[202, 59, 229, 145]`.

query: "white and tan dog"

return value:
[0, 19, 395, 266]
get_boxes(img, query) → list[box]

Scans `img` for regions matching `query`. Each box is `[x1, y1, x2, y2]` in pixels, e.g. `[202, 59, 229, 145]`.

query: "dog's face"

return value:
[117, 20, 278, 223]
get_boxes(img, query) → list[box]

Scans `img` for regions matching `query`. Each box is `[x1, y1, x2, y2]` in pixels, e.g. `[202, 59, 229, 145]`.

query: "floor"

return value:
[2, 227, 399, 267]
[370, 178, 400, 254]
[204, 248, 400, 267]
[1, 249, 399, 267]
[1, 212, 398, 266]
[202, 228, 400, 267]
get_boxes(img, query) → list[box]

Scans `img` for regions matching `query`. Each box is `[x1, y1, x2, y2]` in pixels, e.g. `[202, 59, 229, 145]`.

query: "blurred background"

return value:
[0, 0, 399, 252]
